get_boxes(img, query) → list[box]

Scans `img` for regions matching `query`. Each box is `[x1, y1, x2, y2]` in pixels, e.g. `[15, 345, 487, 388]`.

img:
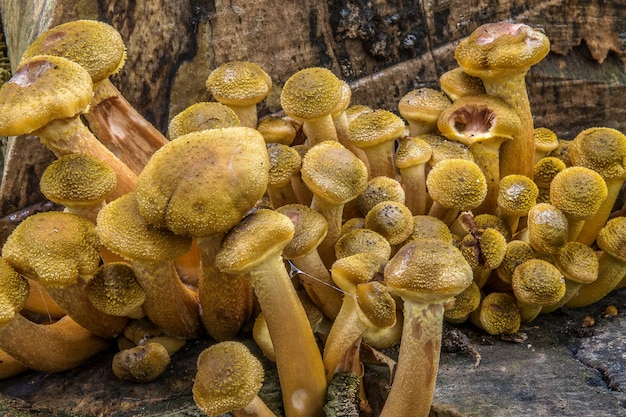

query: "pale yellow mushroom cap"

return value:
[21, 19, 126, 83]
[136, 127, 269, 236]
[257, 116, 297, 145]
[384, 238, 473, 303]
[0, 258, 29, 324]
[0, 55, 93, 136]
[280, 67, 343, 121]
[40, 153, 117, 207]
[478, 292, 521, 335]
[398, 88, 451, 126]
[406, 215, 453, 244]
[596, 217, 626, 262]
[276, 204, 328, 259]
[2, 211, 101, 287]
[348, 109, 405, 149]
[331, 252, 385, 292]
[167, 102, 240, 139]
[533, 127, 559, 154]
[496, 240, 535, 284]
[193, 341, 264, 415]
[549, 166, 608, 220]
[455, 22, 550, 79]
[554, 242, 599, 284]
[426, 159, 488, 210]
[206, 61, 272, 107]
[335, 228, 392, 261]
[569, 127, 626, 180]
[395, 136, 432, 169]
[421, 133, 475, 165]
[512, 258, 566, 306]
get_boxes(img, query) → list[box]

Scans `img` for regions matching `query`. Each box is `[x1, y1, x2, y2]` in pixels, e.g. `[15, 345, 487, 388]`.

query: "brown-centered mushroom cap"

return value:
[135, 127, 269, 237]
[2, 211, 101, 287]
[21, 19, 126, 83]
[167, 102, 240, 139]
[0, 55, 93, 136]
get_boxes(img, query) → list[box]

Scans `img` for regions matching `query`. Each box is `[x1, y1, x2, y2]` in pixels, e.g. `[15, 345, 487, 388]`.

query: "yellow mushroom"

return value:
[494, 174, 538, 234]
[395, 136, 432, 215]
[398, 87, 451, 136]
[512, 258, 566, 323]
[167, 101, 240, 139]
[472, 291, 521, 335]
[439, 67, 486, 101]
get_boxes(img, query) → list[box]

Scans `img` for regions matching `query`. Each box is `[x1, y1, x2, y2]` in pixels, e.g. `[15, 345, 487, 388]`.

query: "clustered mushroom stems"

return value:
[0, 18, 625, 417]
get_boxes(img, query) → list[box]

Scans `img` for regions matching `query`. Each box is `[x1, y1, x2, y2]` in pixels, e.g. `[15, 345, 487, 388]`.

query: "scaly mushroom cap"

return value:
[355, 281, 397, 329]
[395, 136, 432, 169]
[267, 143, 302, 188]
[526, 203, 569, 255]
[421, 133, 475, 165]
[477, 227, 508, 269]
[533, 127, 559, 155]
[206, 61, 272, 107]
[276, 204, 328, 259]
[2, 212, 101, 287]
[533, 156, 566, 189]
[193, 341, 264, 416]
[332, 80, 352, 118]
[96, 193, 192, 262]
[496, 240, 535, 284]
[0, 55, 93, 136]
[335, 228, 392, 261]
[444, 281, 481, 324]
[167, 102, 240, 139]
[439, 67, 486, 101]
[477, 292, 521, 335]
[348, 109, 405, 149]
[21, 19, 126, 83]
[596, 217, 626, 262]
[364, 201, 414, 245]
[406, 215, 453, 244]
[215, 209, 295, 273]
[549, 166, 608, 220]
[331, 252, 385, 292]
[398, 88, 451, 127]
[454, 22, 550, 79]
[112, 342, 171, 383]
[85, 262, 146, 316]
[136, 127, 269, 236]
[257, 116, 297, 145]
[496, 174, 538, 216]
[569, 127, 626, 180]
[384, 238, 473, 303]
[473, 213, 513, 241]
[426, 159, 487, 210]
[280, 67, 343, 121]
[0, 259, 29, 325]
[554, 242, 599, 284]
[437, 94, 521, 146]
[40, 153, 117, 207]
[301, 141, 368, 205]
[512, 258, 566, 306]
[356, 176, 406, 215]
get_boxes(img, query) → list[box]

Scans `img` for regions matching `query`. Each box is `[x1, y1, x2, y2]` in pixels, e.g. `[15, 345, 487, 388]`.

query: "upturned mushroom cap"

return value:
[384, 238, 473, 303]
[439, 67, 486, 101]
[437, 94, 521, 146]
[21, 19, 126, 83]
[426, 158, 488, 211]
[280, 67, 343, 121]
[135, 127, 269, 236]
[454, 22, 550, 79]
[206, 61, 272, 107]
[512, 258, 566, 306]
[0, 55, 93, 136]
[300, 141, 368, 205]
[215, 209, 295, 273]
[40, 153, 117, 207]
[193, 341, 265, 416]
[85, 262, 146, 317]
[97, 193, 192, 262]
[167, 102, 240, 139]
[549, 166, 608, 220]
[276, 204, 328, 259]
[0, 259, 29, 325]
[348, 109, 405, 149]
[398, 88, 451, 133]
[2, 212, 101, 287]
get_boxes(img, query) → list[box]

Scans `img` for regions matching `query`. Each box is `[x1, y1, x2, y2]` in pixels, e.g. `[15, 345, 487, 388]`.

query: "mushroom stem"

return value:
[85, 79, 170, 175]
[323, 295, 365, 380]
[379, 301, 444, 417]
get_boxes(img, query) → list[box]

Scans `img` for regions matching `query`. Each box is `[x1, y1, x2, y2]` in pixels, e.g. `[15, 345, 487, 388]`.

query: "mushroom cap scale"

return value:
[0, 55, 93, 136]
[206, 61, 272, 107]
[0, 259, 29, 325]
[21, 20, 126, 83]
[136, 127, 269, 237]
[384, 238, 473, 303]
[2, 212, 101, 287]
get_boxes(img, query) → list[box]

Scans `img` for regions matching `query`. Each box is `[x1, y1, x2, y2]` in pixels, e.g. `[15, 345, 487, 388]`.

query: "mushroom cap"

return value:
[112, 343, 171, 383]
[96, 193, 192, 262]
[454, 22, 550, 79]
[206, 61, 272, 107]
[256, 116, 297, 145]
[40, 153, 117, 207]
[395, 136, 432, 169]
[280, 67, 343, 121]
[496, 240, 535, 284]
[549, 166, 608, 220]
[526, 203, 569, 255]
[533, 156, 566, 189]
[554, 242, 599, 284]
[355, 281, 397, 329]
[193, 341, 264, 415]
[439, 67, 486, 101]
[421, 133, 475, 165]
[444, 281, 481, 324]
[332, 80, 353, 117]
[85, 262, 146, 316]
[512, 258, 566, 306]
[301, 141, 368, 205]
[167, 102, 240, 139]
[331, 252, 385, 292]
[496, 174, 539, 216]
[406, 215, 453, 244]
[2, 211, 101, 287]
[276, 204, 328, 259]
[356, 176, 406, 215]
[596, 217, 626, 262]
[477, 227, 508, 269]
[533, 127, 559, 154]
[426, 158, 488, 210]
[335, 228, 392, 261]
[437, 94, 521, 146]
[215, 209, 295, 273]
[384, 238, 473, 303]
[364, 201, 414, 245]
[136, 127, 269, 236]
[569, 127, 626, 180]
[0, 258, 29, 325]
[473, 213, 512, 242]
[398, 88, 451, 125]
[266, 143, 302, 188]
[21, 19, 126, 83]
[348, 109, 406, 149]
[0, 55, 93, 136]
[477, 292, 521, 335]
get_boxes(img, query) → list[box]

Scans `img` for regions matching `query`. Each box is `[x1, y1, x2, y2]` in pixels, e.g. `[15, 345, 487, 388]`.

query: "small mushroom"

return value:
[266, 143, 302, 208]
[494, 174, 538, 234]
[395, 136, 432, 215]
[167, 101, 240, 139]
[511, 258, 566, 322]
[364, 200, 414, 248]
[397, 87, 451, 136]
[355, 176, 406, 217]
[472, 292, 521, 335]
[257, 116, 297, 145]
[85, 262, 146, 319]
[533, 127, 559, 163]
[112, 342, 171, 383]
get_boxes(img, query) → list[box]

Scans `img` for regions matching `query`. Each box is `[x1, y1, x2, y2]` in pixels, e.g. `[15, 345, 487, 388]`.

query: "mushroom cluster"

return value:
[0, 19, 624, 417]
